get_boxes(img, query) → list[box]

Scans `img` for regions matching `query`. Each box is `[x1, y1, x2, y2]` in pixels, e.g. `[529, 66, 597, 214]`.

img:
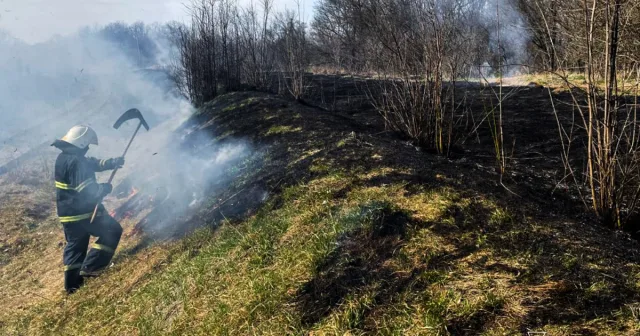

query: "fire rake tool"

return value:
[90, 108, 150, 223]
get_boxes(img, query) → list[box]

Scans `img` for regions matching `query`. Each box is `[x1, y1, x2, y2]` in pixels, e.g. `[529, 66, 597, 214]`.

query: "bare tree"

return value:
[172, 0, 311, 105]
[341, 0, 488, 154]
[274, 9, 309, 100]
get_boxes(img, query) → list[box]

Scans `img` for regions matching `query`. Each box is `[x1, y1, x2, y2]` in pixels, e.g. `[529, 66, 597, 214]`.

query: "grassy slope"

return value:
[2, 92, 640, 335]
[0, 157, 66, 315]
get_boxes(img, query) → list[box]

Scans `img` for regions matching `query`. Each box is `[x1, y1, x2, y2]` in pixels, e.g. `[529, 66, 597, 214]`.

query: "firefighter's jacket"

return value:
[52, 140, 119, 223]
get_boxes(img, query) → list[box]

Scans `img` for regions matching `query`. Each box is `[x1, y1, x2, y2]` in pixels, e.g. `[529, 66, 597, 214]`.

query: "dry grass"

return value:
[0, 161, 62, 318]
[266, 125, 303, 135]
[523, 72, 639, 94]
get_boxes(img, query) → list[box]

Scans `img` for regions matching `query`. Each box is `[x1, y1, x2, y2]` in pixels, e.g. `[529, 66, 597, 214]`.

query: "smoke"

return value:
[0, 23, 253, 236]
[119, 127, 254, 237]
[470, 0, 530, 79]
[491, 0, 529, 75]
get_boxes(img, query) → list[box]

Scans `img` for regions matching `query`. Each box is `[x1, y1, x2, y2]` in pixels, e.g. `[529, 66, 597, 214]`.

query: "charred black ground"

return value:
[128, 83, 640, 331]
[2, 77, 640, 335]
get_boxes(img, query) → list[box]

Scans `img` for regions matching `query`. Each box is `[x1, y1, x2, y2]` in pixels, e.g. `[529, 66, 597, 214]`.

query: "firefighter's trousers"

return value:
[62, 214, 122, 293]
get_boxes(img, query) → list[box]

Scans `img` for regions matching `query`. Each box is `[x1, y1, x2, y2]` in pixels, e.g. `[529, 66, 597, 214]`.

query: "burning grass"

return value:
[2, 91, 640, 335]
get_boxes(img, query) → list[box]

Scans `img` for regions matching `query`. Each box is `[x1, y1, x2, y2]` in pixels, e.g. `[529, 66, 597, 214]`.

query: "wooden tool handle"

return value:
[90, 122, 142, 223]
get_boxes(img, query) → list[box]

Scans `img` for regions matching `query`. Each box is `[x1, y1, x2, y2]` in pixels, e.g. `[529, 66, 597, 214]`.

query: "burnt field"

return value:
[3, 75, 640, 335]
[301, 75, 590, 218]
[0, 74, 620, 245]
[108, 75, 583, 241]
[3, 0, 640, 332]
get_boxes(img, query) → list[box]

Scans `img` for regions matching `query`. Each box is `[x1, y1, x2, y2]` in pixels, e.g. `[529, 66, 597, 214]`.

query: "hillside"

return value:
[2, 90, 640, 335]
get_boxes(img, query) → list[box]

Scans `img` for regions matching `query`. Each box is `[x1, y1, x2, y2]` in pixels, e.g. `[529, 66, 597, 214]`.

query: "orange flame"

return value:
[129, 187, 139, 198]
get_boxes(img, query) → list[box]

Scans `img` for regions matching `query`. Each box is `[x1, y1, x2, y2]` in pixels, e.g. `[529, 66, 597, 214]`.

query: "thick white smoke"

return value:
[0, 25, 252, 235]
[471, 0, 530, 79]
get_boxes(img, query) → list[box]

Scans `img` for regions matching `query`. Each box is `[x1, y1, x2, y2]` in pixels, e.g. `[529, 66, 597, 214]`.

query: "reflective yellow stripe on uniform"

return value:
[64, 263, 83, 271]
[59, 213, 93, 223]
[55, 178, 95, 192]
[99, 159, 107, 168]
[91, 243, 115, 254]
[76, 178, 96, 192]
[55, 181, 74, 190]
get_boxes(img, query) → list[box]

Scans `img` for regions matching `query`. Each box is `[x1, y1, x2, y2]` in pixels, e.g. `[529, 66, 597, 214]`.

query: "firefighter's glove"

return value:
[113, 157, 125, 168]
[101, 183, 113, 196]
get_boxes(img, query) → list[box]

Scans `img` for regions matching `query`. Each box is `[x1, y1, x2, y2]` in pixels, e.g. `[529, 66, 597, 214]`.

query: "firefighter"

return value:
[51, 125, 125, 294]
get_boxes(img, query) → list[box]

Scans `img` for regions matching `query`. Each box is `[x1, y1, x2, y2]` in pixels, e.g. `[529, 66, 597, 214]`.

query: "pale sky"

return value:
[0, 0, 315, 44]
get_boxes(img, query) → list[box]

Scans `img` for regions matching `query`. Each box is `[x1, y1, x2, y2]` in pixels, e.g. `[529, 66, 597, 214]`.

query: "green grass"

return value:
[1, 168, 508, 335]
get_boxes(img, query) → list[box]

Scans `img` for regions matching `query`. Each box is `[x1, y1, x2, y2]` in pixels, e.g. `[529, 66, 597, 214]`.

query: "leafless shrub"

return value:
[368, 76, 456, 153]
[517, 0, 640, 73]
[355, 0, 487, 154]
[238, 0, 276, 90]
[546, 0, 640, 228]
[274, 10, 309, 101]
[171, 0, 312, 106]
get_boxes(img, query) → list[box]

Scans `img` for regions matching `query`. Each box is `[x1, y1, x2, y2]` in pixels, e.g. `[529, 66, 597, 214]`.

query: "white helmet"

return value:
[61, 125, 99, 149]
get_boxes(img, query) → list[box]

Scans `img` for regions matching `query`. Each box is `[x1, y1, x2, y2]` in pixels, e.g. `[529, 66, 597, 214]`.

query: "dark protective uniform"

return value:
[52, 140, 123, 293]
